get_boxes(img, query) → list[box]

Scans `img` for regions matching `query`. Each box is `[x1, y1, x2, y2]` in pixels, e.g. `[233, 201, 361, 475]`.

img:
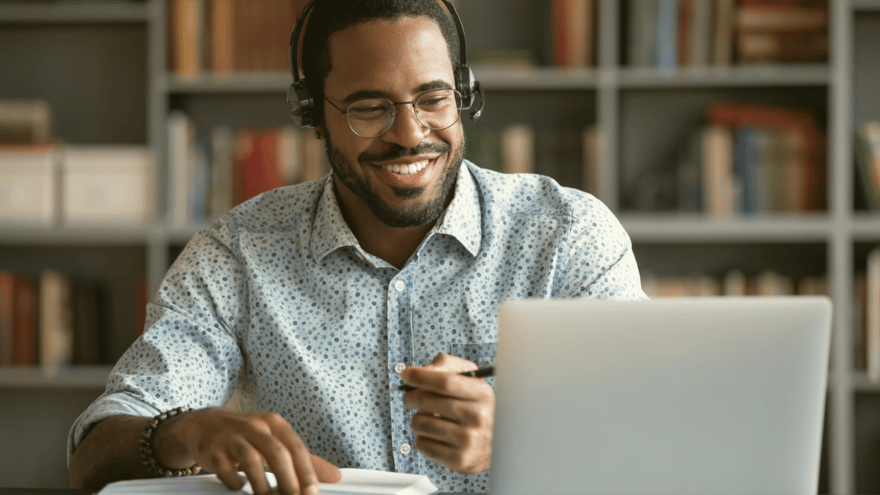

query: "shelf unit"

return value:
[1, 0, 879, 492]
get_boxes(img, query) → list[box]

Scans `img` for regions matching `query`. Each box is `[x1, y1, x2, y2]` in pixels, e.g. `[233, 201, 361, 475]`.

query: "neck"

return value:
[333, 180, 437, 270]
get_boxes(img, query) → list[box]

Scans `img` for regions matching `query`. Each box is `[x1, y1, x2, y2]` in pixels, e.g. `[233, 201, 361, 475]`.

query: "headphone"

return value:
[286, 0, 485, 129]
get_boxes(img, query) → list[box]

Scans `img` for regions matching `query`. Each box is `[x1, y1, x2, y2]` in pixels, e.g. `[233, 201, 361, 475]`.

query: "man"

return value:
[68, 1, 647, 494]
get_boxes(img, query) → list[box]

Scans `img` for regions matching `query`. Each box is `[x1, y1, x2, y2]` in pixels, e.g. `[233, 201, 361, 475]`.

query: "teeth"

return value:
[382, 160, 429, 176]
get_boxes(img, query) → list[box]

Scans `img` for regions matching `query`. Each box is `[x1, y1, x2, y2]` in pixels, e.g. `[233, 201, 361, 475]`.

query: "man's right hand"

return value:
[154, 407, 341, 495]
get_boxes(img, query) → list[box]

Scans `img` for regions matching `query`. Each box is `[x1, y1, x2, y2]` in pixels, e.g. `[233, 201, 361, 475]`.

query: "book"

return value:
[169, 0, 204, 76]
[168, 110, 196, 227]
[712, 0, 736, 66]
[687, 0, 713, 66]
[857, 122, 880, 210]
[734, 127, 759, 215]
[655, 0, 679, 70]
[233, 128, 284, 205]
[868, 246, 880, 381]
[39, 269, 74, 373]
[209, 0, 235, 73]
[0, 100, 52, 144]
[12, 273, 38, 366]
[0, 271, 13, 365]
[701, 124, 736, 217]
[97, 468, 439, 495]
[71, 278, 108, 366]
[500, 123, 535, 175]
[628, 0, 657, 67]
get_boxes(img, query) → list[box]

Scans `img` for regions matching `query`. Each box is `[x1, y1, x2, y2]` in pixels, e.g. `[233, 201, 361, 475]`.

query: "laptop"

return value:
[490, 297, 832, 495]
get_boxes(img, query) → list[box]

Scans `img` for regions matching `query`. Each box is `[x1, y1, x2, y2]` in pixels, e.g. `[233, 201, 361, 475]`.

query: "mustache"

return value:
[358, 141, 451, 164]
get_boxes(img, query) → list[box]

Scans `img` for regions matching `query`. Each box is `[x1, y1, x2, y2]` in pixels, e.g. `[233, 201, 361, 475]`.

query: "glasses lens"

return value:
[346, 99, 395, 138]
[415, 89, 462, 130]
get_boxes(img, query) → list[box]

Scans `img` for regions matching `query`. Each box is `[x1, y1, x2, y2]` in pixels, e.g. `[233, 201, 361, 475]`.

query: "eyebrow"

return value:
[341, 79, 454, 104]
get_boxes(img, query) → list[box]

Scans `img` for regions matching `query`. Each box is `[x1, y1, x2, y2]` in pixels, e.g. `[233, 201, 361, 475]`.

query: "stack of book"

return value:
[465, 124, 601, 196]
[167, 111, 328, 227]
[169, 0, 309, 75]
[735, 0, 828, 64]
[628, 101, 825, 215]
[641, 270, 827, 298]
[0, 269, 111, 370]
[628, 0, 828, 69]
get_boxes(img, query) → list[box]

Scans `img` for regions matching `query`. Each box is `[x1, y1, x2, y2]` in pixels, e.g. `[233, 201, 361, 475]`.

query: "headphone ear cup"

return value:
[287, 81, 315, 128]
[457, 66, 477, 110]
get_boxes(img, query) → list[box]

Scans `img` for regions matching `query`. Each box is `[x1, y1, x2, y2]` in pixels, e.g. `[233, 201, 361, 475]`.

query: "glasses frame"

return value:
[325, 88, 463, 138]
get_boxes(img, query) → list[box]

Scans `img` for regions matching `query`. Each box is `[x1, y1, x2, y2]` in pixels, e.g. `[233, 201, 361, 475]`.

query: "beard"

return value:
[325, 129, 465, 229]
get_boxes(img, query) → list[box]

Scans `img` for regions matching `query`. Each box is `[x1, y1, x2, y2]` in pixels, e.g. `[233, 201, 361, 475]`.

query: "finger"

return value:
[423, 353, 478, 373]
[311, 454, 342, 483]
[246, 431, 299, 495]
[233, 441, 273, 495]
[267, 415, 318, 495]
[411, 411, 461, 445]
[209, 452, 247, 492]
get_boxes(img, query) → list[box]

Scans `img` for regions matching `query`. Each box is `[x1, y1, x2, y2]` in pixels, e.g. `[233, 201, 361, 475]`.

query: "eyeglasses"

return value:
[325, 88, 463, 138]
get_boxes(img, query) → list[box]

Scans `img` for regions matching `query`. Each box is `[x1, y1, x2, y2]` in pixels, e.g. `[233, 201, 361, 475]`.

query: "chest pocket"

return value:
[450, 342, 496, 387]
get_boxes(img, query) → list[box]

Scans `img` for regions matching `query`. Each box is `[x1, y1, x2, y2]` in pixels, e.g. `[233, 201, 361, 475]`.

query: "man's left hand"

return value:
[400, 353, 494, 473]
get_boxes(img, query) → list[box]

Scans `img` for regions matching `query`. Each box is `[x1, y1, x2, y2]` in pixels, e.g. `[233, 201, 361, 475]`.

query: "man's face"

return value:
[320, 16, 465, 229]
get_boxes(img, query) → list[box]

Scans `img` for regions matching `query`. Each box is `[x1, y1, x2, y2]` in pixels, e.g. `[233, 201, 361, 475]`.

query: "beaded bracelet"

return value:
[139, 406, 201, 477]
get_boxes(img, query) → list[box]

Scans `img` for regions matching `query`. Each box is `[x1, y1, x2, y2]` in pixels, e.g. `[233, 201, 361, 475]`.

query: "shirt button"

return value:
[393, 362, 406, 374]
[399, 443, 412, 455]
[394, 280, 405, 292]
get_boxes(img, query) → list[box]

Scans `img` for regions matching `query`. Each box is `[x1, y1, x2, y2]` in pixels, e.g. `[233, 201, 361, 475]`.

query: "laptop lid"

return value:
[490, 297, 832, 495]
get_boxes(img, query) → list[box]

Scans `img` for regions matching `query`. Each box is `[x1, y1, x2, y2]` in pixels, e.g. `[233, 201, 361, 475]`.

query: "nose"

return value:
[381, 103, 430, 149]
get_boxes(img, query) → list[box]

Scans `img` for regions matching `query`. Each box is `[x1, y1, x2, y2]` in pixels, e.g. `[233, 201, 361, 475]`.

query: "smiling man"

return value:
[68, 1, 646, 495]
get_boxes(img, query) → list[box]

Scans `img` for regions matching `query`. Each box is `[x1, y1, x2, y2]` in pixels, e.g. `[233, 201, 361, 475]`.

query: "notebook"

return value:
[97, 468, 438, 495]
[490, 297, 832, 495]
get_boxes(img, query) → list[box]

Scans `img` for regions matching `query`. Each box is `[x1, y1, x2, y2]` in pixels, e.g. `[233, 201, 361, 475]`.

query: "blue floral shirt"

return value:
[69, 161, 646, 492]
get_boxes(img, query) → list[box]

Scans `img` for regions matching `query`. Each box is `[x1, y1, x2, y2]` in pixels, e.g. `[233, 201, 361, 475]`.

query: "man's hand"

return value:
[155, 407, 341, 495]
[400, 354, 494, 473]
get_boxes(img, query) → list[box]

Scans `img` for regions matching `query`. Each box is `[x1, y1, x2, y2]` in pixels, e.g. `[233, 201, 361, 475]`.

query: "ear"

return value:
[313, 125, 325, 140]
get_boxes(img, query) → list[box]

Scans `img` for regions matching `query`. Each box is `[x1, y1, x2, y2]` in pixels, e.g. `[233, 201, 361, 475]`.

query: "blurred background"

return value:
[0, 0, 877, 493]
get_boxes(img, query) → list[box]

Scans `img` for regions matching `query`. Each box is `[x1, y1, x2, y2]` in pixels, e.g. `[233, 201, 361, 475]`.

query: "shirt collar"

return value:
[310, 161, 483, 263]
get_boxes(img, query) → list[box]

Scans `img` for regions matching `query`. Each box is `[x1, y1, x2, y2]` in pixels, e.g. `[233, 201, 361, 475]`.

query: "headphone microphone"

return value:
[286, 0, 484, 129]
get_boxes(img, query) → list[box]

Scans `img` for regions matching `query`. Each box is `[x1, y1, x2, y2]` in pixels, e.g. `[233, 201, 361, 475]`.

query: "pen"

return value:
[391, 364, 495, 392]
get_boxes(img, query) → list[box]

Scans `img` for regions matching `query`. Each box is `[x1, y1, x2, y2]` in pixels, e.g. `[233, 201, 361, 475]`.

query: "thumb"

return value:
[311, 454, 342, 483]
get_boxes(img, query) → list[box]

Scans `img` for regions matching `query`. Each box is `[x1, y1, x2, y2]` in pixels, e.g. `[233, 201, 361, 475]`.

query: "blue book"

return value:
[655, 0, 678, 70]
[734, 128, 759, 216]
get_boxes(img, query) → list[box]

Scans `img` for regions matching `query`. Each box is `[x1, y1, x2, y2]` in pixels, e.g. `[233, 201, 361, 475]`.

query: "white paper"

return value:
[98, 468, 439, 495]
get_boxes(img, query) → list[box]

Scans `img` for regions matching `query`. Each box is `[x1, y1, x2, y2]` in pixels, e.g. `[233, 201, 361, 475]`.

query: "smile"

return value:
[380, 159, 431, 176]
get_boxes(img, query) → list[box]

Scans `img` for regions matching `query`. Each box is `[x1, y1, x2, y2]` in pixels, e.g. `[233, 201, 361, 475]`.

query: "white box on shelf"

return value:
[62, 145, 154, 225]
[0, 145, 60, 227]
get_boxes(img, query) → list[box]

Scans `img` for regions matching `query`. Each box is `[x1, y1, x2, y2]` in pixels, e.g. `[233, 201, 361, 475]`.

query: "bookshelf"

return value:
[0, 0, 878, 493]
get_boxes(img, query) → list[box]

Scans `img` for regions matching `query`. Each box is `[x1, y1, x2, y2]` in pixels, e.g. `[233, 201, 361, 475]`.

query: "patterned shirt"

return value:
[69, 161, 647, 493]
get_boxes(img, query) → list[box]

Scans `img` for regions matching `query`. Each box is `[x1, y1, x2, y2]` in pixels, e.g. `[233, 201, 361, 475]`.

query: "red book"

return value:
[0, 271, 14, 365]
[706, 101, 825, 211]
[551, 0, 571, 67]
[12, 275, 37, 366]
[233, 128, 283, 205]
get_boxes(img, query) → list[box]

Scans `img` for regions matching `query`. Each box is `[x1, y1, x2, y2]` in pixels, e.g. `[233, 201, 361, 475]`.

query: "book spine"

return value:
[656, 0, 679, 70]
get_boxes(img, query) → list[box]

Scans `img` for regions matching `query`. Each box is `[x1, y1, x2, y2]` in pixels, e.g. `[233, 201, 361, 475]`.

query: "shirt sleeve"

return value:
[68, 219, 249, 462]
[558, 196, 649, 301]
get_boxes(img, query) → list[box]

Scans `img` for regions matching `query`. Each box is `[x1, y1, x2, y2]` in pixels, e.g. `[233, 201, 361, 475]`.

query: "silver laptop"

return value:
[490, 297, 832, 495]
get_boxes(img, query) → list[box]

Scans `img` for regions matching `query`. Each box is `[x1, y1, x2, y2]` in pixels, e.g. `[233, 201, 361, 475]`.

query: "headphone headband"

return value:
[287, 0, 484, 128]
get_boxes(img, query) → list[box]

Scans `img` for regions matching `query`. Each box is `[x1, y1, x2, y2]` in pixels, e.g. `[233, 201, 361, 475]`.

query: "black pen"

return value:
[391, 364, 495, 392]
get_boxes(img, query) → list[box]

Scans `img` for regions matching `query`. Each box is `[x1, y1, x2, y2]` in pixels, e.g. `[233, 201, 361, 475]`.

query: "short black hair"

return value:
[300, 0, 460, 125]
